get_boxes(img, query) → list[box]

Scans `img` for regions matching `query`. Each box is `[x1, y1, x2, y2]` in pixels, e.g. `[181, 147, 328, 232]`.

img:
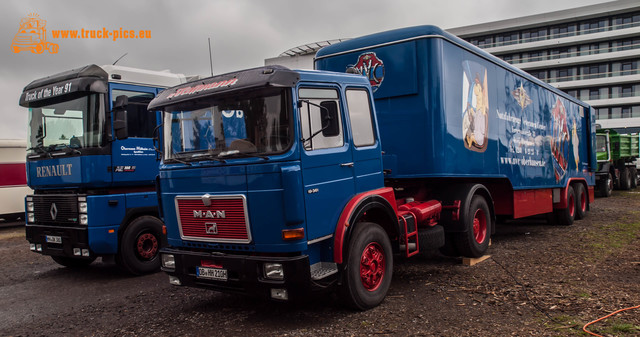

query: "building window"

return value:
[597, 108, 609, 120]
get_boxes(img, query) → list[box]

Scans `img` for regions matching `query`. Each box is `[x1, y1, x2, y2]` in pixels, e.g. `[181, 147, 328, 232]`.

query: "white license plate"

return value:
[197, 266, 228, 281]
[45, 235, 62, 244]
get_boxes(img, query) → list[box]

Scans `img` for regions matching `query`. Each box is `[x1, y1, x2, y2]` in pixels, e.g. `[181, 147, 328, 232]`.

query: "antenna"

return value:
[208, 38, 214, 76]
[113, 53, 128, 65]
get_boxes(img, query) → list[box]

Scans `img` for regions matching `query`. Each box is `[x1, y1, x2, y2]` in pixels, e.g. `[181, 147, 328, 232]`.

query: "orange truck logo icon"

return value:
[11, 13, 59, 54]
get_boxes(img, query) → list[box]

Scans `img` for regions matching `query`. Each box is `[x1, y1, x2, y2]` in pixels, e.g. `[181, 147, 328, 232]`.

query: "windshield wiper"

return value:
[189, 152, 227, 164]
[48, 143, 81, 155]
[218, 150, 269, 160]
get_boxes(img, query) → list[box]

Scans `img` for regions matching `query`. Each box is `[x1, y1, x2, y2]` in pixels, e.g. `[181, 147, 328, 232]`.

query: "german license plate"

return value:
[196, 266, 228, 281]
[45, 235, 62, 244]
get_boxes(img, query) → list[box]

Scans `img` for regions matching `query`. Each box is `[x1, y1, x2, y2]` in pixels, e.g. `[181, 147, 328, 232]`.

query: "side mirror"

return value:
[320, 101, 339, 137]
[113, 95, 128, 140]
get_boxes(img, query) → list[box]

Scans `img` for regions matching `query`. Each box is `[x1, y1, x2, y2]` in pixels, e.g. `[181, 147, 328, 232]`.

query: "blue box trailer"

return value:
[151, 25, 595, 310]
[19, 64, 186, 274]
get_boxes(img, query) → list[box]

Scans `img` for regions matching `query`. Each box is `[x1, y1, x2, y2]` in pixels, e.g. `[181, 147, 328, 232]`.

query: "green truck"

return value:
[595, 129, 639, 196]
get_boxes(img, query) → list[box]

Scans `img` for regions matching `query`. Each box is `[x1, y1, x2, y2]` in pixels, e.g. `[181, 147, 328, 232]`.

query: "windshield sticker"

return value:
[166, 78, 238, 99]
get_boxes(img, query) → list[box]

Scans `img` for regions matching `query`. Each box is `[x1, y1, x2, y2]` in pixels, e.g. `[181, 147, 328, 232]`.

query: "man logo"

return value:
[205, 223, 218, 235]
[346, 52, 385, 92]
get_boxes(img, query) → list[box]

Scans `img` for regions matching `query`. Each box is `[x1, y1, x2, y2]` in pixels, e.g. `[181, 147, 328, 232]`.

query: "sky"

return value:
[2, 0, 613, 140]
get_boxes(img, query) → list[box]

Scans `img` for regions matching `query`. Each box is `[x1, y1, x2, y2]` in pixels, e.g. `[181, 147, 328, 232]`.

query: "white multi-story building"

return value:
[448, 0, 640, 132]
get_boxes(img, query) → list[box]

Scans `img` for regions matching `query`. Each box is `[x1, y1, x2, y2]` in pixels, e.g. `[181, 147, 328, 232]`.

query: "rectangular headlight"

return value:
[78, 202, 88, 213]
[162, 254, 175, 269]
[79, 214, 88, 225]
[28, 213, 35, 223]
[264, 263, 284, 280]
[27, 202, 34, 212]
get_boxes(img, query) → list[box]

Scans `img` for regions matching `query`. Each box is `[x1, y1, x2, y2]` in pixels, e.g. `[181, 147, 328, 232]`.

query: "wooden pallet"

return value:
[462, 255, 491, 266]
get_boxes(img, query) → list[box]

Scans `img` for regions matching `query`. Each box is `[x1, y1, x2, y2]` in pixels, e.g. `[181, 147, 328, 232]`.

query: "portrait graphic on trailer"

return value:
[462, 61, 489, 152]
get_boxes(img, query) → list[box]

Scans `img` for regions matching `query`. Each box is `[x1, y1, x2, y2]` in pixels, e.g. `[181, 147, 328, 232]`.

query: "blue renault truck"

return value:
[19, 64, 186, 274]
[151, 26, 596, 309]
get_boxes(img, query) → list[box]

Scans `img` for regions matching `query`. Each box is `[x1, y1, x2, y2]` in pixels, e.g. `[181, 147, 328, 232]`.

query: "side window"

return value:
[346, 89, 375, 147]
[111, 89, 155, 138]
[299, 88, 343, 150]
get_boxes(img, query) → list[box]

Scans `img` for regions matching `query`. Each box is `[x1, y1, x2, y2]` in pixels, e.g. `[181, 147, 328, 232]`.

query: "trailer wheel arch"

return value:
[333, 188, 397, 265]
[439, 183, 496, 235]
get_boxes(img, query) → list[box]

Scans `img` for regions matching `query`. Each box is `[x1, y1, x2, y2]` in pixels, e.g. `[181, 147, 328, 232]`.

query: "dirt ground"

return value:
[0, 191, 638, 336]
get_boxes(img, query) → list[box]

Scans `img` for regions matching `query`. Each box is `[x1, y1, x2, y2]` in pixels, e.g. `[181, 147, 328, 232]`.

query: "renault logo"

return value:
[50, 203, 58, 220]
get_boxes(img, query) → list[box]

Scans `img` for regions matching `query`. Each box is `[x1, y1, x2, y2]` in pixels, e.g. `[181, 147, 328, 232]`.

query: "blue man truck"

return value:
[151, 26, 595, 309]
[19, 64, 186, 274]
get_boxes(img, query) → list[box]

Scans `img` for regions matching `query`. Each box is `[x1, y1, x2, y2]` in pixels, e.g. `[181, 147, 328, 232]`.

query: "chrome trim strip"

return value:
[307, 234, 333, 245]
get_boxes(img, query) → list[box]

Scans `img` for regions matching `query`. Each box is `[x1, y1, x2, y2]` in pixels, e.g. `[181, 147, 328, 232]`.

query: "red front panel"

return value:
[176, 196, 251, 243]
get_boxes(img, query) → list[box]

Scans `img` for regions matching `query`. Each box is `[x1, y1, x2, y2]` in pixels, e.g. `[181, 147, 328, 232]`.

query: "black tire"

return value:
[620, 167, 631, 190]
[574, 184, 587, 220]
[554, 185, 575, 226]
[340, 222, 393, 310]
[51, 255, 96, 268]
[117, 216, 165, 275]
[418, 225, 445, 251]
[453, 195, 492, 258]
[630, 167, 638, 189]
[600, 173, 613, 197]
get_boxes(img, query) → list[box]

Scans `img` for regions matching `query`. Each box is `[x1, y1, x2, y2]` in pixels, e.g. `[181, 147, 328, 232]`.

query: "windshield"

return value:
[163, 87, 292, 161]
[596, 135, 607, 153]
[28, 93, 105, 154]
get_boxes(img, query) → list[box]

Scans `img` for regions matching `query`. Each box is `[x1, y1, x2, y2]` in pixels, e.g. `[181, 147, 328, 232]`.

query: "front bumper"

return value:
[160, 248, 330, 301]
[25, 224, 93, 259]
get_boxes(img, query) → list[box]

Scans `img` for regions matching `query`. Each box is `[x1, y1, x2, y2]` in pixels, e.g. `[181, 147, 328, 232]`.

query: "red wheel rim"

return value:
[359, 242, 385, 291]
[473, 209, 487, 244]
[136, 233, 158, 259]
[580, 188, 587, 212]
[568, 193, 575, 217]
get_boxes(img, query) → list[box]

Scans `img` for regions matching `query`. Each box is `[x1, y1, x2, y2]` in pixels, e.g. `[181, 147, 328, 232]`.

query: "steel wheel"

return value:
[136, 232, 159, 260]
[359, 242, 385, 291]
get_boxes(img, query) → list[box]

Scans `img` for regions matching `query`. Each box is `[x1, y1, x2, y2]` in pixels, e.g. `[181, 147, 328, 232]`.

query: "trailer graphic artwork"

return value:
[551, 98, 570, 181]
[347, 52, 385, 92]
[461, 61, 489, 152]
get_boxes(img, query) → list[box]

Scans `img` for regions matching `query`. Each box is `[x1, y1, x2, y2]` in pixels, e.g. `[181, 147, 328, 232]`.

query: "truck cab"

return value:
[19, 64, 186, 274]
[152, 66, 390, 305]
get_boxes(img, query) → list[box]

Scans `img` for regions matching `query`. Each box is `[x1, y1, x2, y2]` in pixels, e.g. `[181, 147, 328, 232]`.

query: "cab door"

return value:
[109, 83, 158, 185]
[298, 86, 355, 240]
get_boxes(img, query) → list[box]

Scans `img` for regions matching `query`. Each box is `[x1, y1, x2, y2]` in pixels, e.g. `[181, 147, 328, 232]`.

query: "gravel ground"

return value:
[0, 191, 639, 336]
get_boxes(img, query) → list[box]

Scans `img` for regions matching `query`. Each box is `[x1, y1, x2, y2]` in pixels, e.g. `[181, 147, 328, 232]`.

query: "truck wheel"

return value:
[340, 222, 393, 310]
[600, 173, 613, 197]
[453, 195, 491, 258]
[117, 216, 164, 275]
[51, 256, 96, 268]
[620, 167, 631, 190]
[554, 185, 575, 226]
[630, 168, 638, 189]
[35, 44, 44, 54]
[48, 44, 59, 54]
[574, 184, 587, 220]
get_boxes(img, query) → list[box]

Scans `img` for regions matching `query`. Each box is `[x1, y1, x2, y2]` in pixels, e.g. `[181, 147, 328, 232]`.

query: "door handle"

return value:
[340, 162, 354, 168]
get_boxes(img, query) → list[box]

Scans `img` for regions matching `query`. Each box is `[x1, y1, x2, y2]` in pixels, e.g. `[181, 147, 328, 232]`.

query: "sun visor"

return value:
[148, 65, 299, 110]
[19, 64, 108, 108]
